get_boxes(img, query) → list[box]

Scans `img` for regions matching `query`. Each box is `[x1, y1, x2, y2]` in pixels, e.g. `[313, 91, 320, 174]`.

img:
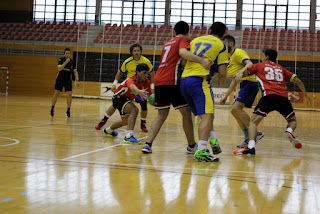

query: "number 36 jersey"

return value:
[155, 36, 191, 86]
[182, 35, 228, 78]
[248, 61, 297, 98]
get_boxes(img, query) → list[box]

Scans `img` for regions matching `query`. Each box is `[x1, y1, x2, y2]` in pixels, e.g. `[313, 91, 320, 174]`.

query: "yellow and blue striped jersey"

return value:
[182, 35, 228, 78]
[227, 48, 256, 82]
[120, 56, 153, 78]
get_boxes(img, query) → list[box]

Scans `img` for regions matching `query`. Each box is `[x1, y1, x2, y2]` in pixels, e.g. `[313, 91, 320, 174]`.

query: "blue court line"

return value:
[2, 198, 14, 202]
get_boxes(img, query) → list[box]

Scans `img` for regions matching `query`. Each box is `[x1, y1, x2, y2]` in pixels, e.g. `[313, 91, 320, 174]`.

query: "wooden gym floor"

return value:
[0, 95, 319, 214]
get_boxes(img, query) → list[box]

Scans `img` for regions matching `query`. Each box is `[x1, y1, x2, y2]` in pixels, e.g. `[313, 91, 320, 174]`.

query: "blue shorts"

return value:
[180, 77, 214, 116]
[235, 80, 259, 108]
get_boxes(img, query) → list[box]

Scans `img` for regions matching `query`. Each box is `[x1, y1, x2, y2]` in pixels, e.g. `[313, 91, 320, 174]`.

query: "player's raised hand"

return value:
[200, 58, 212, 70]
[65, 58, 71, 64]
[111, 85, 117, 92]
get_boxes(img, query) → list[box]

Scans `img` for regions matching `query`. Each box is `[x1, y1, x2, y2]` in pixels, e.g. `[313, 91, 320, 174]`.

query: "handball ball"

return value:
[148, 94, 155, 106]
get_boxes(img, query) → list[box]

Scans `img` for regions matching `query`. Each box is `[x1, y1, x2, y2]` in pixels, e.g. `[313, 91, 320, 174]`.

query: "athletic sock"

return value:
[286, 127, 293, 133]
[126, 130, 133, 138]
[102, 114, 110, 121]
[198, 140, 207, 151]
[209, 131, 215, 140]
[51, 106, 54, 110]
[105, 127, 113, 134]
[248, 140, 255, 149]
[188, 143, 196, 148]
[141, 119, 146, 124]
[146, 142, 152, 148]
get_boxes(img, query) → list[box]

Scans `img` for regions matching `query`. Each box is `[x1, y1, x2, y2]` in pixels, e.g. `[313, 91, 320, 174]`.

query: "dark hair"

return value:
[174, 21, 189, 35]
[222, 34, 235, 45]
[64, 48, 71, 53]
[263, 49, 278, 62]
[136, 63, 150, 72]
[130, 43, 143, 54]
[210, 22, 226, 38]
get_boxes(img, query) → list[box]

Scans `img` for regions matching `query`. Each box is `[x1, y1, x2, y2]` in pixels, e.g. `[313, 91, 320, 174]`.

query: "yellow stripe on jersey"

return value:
[227, 48, 256, 82]
[202, 78, 214, 114]
[182, 35, 228, 78]
[120, 56, 153, 78]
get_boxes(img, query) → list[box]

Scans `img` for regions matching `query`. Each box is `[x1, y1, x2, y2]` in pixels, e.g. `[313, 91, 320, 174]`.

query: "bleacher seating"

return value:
[0, 21, 87, 43]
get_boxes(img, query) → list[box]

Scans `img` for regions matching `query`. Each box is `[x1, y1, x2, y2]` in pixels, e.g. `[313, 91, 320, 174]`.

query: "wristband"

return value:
[113, 80, 118, 85]
[151, 83, 154, 90]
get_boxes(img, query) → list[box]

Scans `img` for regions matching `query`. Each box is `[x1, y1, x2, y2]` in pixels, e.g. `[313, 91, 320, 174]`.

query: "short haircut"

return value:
[222, 34, 235, 45]
[64, 48, 71, 53]
[130, 43, 143, 54]
[210, 22, 226, 38]
[263, 49, 278, 63]
[136, 63, 149, 72]
[174, 21, 189, 35]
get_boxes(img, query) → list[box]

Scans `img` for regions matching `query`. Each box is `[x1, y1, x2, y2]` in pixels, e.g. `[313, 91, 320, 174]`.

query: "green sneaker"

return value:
[209, 138, 222, 154]
[193, 149, 219, 162]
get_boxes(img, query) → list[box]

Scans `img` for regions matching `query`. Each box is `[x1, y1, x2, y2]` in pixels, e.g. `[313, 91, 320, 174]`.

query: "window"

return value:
[242, 0, 310, 29]
[33, 0, 96, 23]
[101, 0, 165, 25]
[170, 0, 237, 29]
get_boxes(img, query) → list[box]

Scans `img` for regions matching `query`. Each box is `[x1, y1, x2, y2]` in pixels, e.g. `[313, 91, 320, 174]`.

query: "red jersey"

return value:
[248, 61, 297, 98]
[154, 36, 191, 86]
[113, 75, 152, 100]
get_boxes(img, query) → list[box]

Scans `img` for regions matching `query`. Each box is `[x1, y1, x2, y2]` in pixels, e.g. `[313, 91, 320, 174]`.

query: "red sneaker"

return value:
[233, 146, 247, 154]
[141, 122, 148, 132]
[95, 120, 106, 130]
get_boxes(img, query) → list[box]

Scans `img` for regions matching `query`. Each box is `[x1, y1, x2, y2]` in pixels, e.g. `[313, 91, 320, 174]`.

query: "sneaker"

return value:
[237, 140, 248, 148]
[124, 135, 141, 144]
[142, 144, 152, 154]
[233, 146, 255, 155]
[50, 109, 54, 117]
[193, 149, 219, 162]
[285, 131, 302, 149]
[141, 122, 148, 132]
[256, 131, 265, 142]
[186, 143, 198, 154]
[95, 120, 106, 130]
[209, 138, 222, 154]
[103, 129, 118, 137]
[66, 111, 70, 118]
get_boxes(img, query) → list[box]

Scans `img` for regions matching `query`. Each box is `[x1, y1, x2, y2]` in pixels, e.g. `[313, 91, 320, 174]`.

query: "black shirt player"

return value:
[50, 48, 79, 117]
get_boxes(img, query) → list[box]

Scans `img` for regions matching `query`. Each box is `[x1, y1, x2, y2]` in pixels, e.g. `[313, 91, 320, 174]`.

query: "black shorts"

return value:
[254, 94, 295, 119]
[154, 85, 188, 110]
[55, 77, 72, 92]
[112, 96, 132, 115]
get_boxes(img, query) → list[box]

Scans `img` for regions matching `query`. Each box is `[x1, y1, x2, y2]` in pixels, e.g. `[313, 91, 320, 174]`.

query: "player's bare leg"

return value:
[231, 101, 249, 137]
[123, 103, 140, 144]
[50, 90, 60, 117]
[146, 109, 169, 144]
[179, 106, 196, 146]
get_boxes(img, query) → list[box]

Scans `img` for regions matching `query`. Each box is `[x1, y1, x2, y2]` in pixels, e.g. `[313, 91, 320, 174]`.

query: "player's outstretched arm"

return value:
[220, 80, 237, 105]
[129, 84, 148, 100]
[292, 76, 311, 101]
[234, 60, 253, 83]
[111, 70, 122, 92]
[179, 48, 211, 70]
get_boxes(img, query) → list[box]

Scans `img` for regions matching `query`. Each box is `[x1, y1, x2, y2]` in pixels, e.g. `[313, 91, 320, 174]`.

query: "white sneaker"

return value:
[285, 131, 302, 149]
[186, 143, 198, 154]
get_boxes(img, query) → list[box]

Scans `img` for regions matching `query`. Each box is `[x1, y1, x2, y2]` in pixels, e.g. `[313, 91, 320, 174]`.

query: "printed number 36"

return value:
[265, 67, 283, 81]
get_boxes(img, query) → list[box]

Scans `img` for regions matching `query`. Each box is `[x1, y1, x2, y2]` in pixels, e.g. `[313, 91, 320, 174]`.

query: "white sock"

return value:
[105, 113, 111, 118]
[106, 127, 113, 134]
[126, 130, 133, 138]
[198, 140, 208, 151]
[209, 131, 215, 140]
[248, 140, 255, 149]
[286, 127, 293, 133]
[141, 117, 147, 121]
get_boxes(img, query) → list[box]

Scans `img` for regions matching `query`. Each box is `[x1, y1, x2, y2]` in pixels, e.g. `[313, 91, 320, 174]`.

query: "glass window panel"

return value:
[204, 17, 214, 24]
[299, 13, 310, 20]
[144, 16, 153, 22]
[56, 13, 64, 20]
[243, 0, 253, 3]
[287, 20, 298, 27]
[87, 0, 96, 6]
[155, 9, 165, 15]
[57, 6, 65, 12]
[243, 12, 253, 18]
[87, 7, 95, 13]
[288, 13, 299, 19]
[123, 15, 131, 21]
[227, 11, 237, 18]
[215, 11, 225, 17]
[299, 20, 309, 27]
[265, 19, 275, 26]
[215, 17, 226, 23]
[215, 3, 226, 10]
[66, 6, 75, 13]
[244, 4, 253, 11]
[155, 2, 165, 8]
[102, 1, 111, 7]
[300, 6, 310, 13]
[35, 12, 45, 19]
[46, 1, 55, 5]
[266, 6, 275, 12]
[253, 18, 263, 25]
[253, 11, 264, 18]
[278, 6, 287, 13]
[57, 0, 65, 5]
[112, 15, 121, 20]
[133, 15, 143, 22]
[145, 2, 154, 8]
[46, 13, 55, 19]
[278, 0, 288, 4]
[184, 3, 192, 9]
[227, 4, 237, 11]
[171, 16, 181, 24]
[36, 0, 45, 4]
[113, 1, 122, 7]
[277, 13, 286, 19]
[172, 10, 181, 16]
[242, 18, 253, 26]
[194, 4, 203, 10]
[101, 7, 111, 13]
[299, 0, 310, 5]
[288, 0, 299, 5]
[77, 0, 86, 6]
[268, 0, 276, 4]
[76, 13, 86, 20]
[276, 20, 286, 27]
[145, 9, 154, 15]
[66, 12, 74, 19]
[255, 0, 265, 4]
[288, 6, 299, 12]
[226, 18, 236, 25]
[134, 8, 143, 15]
[87, 14, 95, 21]
[101, 14, 111, 21]
[181, 16, 191, 23]
[77, 7, 86, 13]
[35, 5, 45, 11]
[254, 4, 265, 11]
[155, 15, 165, 23]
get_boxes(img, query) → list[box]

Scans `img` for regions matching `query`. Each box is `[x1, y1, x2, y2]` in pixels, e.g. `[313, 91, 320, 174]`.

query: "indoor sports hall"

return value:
[0, 0, 320, 213]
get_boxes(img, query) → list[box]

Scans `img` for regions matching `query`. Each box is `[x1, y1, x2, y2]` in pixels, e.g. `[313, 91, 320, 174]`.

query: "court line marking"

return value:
[0, 137, 20, 147]
[61, 136, 148, 160]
